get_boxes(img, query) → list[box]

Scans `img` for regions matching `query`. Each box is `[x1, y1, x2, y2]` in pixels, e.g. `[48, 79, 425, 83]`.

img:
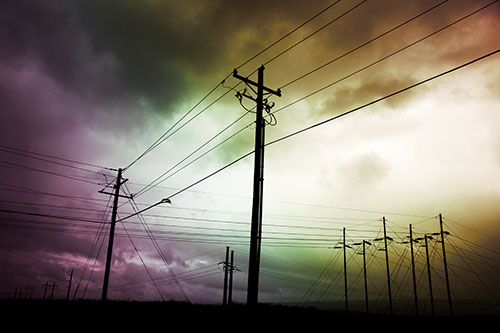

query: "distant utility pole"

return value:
[223, 246, 230, 306]
[233, 66, 281, 305]
[66, 269, 73, 301]
[50, 282, 57, 299]
[382, 217, 393, 315]
[424, 234, 435, 316]
[221, 247, 236, 306]
[409, 224, 419, 317]
[439, 214, 453, 316]
[362, 240, 371, 314]
[100, 168, 131, 301]
[228, 250, 234, 305]
[343, 227, 348, 313]
[43, 282, 49, 300]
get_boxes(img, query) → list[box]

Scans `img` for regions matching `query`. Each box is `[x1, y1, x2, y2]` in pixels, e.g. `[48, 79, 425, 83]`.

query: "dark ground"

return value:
[0, 299, 496, 330]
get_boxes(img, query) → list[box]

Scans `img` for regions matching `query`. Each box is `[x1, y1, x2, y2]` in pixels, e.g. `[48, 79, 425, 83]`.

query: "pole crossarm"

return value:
[233, 68, 282, 97]
[98, 189, 133, 199]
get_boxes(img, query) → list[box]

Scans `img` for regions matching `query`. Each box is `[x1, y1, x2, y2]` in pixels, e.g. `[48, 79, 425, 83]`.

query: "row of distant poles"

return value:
[334, 215, 453, 317]
[7, 269, 74, 301]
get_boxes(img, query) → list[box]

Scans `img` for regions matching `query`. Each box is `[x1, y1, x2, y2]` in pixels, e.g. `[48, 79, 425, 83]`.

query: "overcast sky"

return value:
[1, 0, 499, 312]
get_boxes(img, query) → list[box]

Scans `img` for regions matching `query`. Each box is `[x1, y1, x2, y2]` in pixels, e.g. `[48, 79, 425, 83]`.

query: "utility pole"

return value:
[439, 213, 453, 316]
[424, 234, 435, 316]
[50, 283, 57, 299]
[233, 66, 281, 305]
[362, 240, 371, 314]
[43, 282, 49, 300]
[66, 269, 73, 301]
[382, 217, 393, 315]
[343, 227, 348, 313]
[409, 224, 419, 317]
[223, 246, 230, 306]
[228, 250, 234, 305]
[101, 168, 130, 301]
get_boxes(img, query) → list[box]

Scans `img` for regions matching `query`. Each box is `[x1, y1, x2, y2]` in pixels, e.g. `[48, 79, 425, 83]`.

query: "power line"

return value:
[0, 144, 113, 171]
[119, 216, 166, 301]
[0, 198, 385, 226]
[123, 75, 232, 171]
[123, 186, 191, 303]
[235, 0, 341, 71]
[272, 0, 499, 115]
[124, 183, 434, 220]
[123, 1, 344, 172]
[126, 48, 499, 219]
[262, 0, 368, 68]
[0, 215, 393, 243]
[0, 160, 102, 186]
[266, 48, 500, 147]
[144, 0, 497, 200]
[0, 208, 107, 224]
[444, 217, 500, 245]
[279, 0, 449, 89]
[132, 110, 252, 199]
[0, 184, 111, 210]
[73, 196, 112, 300]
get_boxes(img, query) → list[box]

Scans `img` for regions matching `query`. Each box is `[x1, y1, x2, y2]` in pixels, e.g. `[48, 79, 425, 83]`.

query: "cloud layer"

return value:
[1, 0, 499, 306]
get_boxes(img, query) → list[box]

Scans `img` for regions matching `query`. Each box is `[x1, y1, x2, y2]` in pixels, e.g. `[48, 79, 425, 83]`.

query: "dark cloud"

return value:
[0, 0, 323, 114]
[337, 152, 390, 193]
[319, 73, 419, 116]
[0, 1, 115, 104]
[1, 0, 498, 305]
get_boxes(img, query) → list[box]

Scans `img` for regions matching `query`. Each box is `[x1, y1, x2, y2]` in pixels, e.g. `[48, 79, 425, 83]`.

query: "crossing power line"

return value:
[121, 48, 499, 220]
[131, 0, 498, 197]
[122, 0, 345, 172]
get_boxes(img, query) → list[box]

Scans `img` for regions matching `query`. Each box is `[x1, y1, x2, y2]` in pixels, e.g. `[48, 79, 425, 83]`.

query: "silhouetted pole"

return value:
[383, 217, 393, 315]
[343, 228, 348, 313]
[409, 224, 419, 316]
[43, 282, 49, 300]
[439, 213, 453, 316]
[363, 240, 370, 314]
[102, 168, 123, 301]
[228, 250, 234, 305]
[66, 269, 73, 301]
[50, 282, 57, 299]
[233, 66, 281, 305]
[424, 234, 435, 316]
[223, 246, 229, 306]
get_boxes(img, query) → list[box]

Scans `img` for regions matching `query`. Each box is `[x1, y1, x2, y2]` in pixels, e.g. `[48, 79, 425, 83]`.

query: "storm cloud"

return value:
[1, 0, 499, 307]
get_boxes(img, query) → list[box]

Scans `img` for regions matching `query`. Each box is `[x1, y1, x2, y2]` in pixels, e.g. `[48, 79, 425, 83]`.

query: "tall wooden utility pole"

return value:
[362, 240, 371, 314]
[439, 213, 453, 316]
[223, 246, 230, 306]
[343, 227, 348, 313]
[409, 224, 419, 316]
[382, 217, 393, 315]
[100, 168, 130, 301]
[424, 234, 435, 316]
[43, 282, 49, 300]
[233, 66, 281, 305]
[50, 283, 57, 299]
[228, 250, 234, 305]
[66, 269, 73, 301]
